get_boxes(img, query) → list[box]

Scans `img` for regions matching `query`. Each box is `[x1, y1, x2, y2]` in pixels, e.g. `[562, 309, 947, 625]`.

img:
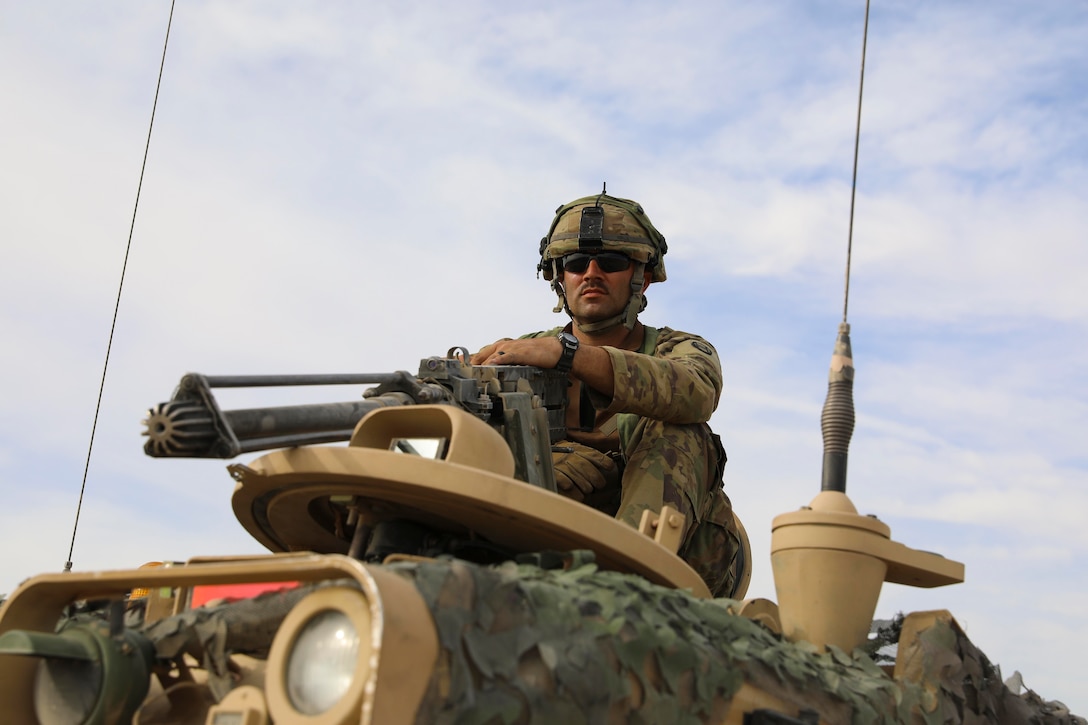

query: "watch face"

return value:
[556, 332, 578, 372]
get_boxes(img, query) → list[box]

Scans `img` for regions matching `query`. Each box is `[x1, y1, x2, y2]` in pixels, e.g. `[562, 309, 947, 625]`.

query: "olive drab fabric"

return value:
[524, 326, 740, 597]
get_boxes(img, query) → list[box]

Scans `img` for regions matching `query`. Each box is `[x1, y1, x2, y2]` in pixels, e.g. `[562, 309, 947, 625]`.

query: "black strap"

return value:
[579, 383, 596, 432]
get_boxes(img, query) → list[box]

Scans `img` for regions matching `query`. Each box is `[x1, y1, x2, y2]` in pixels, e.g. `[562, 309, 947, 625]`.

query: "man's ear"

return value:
[642, 271, 652, 293]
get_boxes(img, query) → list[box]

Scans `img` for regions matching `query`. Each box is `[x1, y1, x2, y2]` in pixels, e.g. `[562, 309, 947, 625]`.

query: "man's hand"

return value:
[552, 441, 620, 502]
[472, 334, 616, 397]
[468, 339, 510, 364]
[471, 337, 563, 368]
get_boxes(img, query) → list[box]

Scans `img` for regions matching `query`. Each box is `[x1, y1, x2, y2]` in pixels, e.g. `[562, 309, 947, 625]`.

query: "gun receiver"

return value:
[143, 352, 569, 490]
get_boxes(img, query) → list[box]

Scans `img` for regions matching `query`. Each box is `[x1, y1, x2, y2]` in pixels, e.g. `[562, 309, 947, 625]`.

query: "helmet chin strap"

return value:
[550, 259, 568, 314]
[554, 261, 647, 333]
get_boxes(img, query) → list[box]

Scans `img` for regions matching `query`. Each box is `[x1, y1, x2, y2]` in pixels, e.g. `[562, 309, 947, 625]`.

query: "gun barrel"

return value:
[141, 360, 569, 494]
[143, 372, 419, 459]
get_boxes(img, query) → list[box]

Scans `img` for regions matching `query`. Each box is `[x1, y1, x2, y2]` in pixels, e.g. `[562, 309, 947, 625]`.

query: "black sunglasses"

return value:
[560, 252, 633, 275]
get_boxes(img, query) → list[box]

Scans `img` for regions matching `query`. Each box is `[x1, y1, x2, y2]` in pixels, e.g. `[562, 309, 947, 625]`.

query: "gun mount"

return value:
[142, 351, 569, 491]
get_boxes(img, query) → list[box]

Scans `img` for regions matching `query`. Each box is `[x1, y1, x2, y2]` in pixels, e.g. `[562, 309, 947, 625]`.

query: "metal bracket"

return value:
[637, 504, 685, 554]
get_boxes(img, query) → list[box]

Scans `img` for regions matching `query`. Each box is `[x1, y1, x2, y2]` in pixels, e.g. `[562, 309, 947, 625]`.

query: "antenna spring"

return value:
[820, 323, 856, 492]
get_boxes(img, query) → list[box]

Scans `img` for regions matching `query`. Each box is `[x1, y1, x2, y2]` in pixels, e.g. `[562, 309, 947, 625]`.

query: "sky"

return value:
[2, 0, 1086, 713]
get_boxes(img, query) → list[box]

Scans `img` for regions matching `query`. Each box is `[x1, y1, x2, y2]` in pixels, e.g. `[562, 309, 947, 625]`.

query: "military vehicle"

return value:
[8, 0, 1082, 720]
[0, 327, 1082, 724]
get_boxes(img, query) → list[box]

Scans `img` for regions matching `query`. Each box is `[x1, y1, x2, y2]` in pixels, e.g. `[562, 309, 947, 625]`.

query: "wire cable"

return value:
[65, 0, 177, 572]
[843, 0, 871, 323]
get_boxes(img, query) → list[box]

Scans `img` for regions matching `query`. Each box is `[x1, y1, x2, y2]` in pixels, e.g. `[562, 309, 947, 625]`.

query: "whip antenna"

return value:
[65, 0, 177, 572]
[820, 0, 871, 494]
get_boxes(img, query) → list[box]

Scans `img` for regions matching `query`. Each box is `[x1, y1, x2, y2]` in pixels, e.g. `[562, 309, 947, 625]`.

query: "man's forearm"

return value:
[570, 344, 615, 397]
[593, 348, 720, 423]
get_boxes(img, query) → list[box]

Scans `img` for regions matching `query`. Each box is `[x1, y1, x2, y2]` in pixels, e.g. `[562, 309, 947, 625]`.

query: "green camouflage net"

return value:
[396, 555, 935, 725]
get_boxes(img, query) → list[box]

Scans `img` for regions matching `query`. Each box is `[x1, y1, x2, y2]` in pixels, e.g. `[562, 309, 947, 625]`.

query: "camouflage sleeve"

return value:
[518, 327, 563, 340]
[594, 328, 722, 424]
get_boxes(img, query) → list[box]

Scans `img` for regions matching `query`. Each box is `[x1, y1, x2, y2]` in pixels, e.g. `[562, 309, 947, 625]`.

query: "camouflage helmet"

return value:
[538, 193, 668, 283]
[537, 192, 668, 331]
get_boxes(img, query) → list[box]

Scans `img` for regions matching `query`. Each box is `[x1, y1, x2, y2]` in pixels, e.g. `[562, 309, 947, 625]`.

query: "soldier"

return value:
[472, 192, 741, 597]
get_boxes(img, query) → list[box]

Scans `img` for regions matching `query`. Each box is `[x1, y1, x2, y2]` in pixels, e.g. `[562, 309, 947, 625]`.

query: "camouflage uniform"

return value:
[523, 325, 740, 597]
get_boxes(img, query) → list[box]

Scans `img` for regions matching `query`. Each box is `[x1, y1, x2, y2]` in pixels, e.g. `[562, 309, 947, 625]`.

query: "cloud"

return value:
[2, 0, 1086, 714]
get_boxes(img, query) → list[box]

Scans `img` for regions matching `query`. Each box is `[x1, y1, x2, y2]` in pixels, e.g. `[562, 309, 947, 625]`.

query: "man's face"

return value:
[560, 252, 640, 324]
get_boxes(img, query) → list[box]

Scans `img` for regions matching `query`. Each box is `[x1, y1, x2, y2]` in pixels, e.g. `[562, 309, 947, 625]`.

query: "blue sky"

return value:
[2, 1, 1086, 713]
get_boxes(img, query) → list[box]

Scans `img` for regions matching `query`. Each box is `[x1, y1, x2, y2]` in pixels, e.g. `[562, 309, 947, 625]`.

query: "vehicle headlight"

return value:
[286, 609, 360, 714]
[267, 586, 374, 724]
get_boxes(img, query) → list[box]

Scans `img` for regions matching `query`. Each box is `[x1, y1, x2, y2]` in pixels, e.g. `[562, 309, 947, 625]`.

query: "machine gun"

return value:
[142, 349, 569, 491]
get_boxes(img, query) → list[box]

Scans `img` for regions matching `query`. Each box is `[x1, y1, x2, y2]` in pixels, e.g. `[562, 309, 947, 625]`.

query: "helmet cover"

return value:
[538, 194, 667, 283]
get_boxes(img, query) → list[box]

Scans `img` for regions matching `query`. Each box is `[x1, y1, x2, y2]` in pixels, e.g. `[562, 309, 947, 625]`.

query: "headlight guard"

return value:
[266, 586, 374, 724]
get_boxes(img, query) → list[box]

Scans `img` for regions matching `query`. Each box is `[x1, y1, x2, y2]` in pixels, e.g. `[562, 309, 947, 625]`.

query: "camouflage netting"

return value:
[893, 610, 1084, 725]
[43, 556, 1082, 724]
[398, 556, 886, 724]
[391, 555, 1083, 725]
[142, 582, 319, 700]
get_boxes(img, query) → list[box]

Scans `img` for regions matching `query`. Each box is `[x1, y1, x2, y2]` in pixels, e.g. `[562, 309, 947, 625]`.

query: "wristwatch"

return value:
[555, 331, 579, 373]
